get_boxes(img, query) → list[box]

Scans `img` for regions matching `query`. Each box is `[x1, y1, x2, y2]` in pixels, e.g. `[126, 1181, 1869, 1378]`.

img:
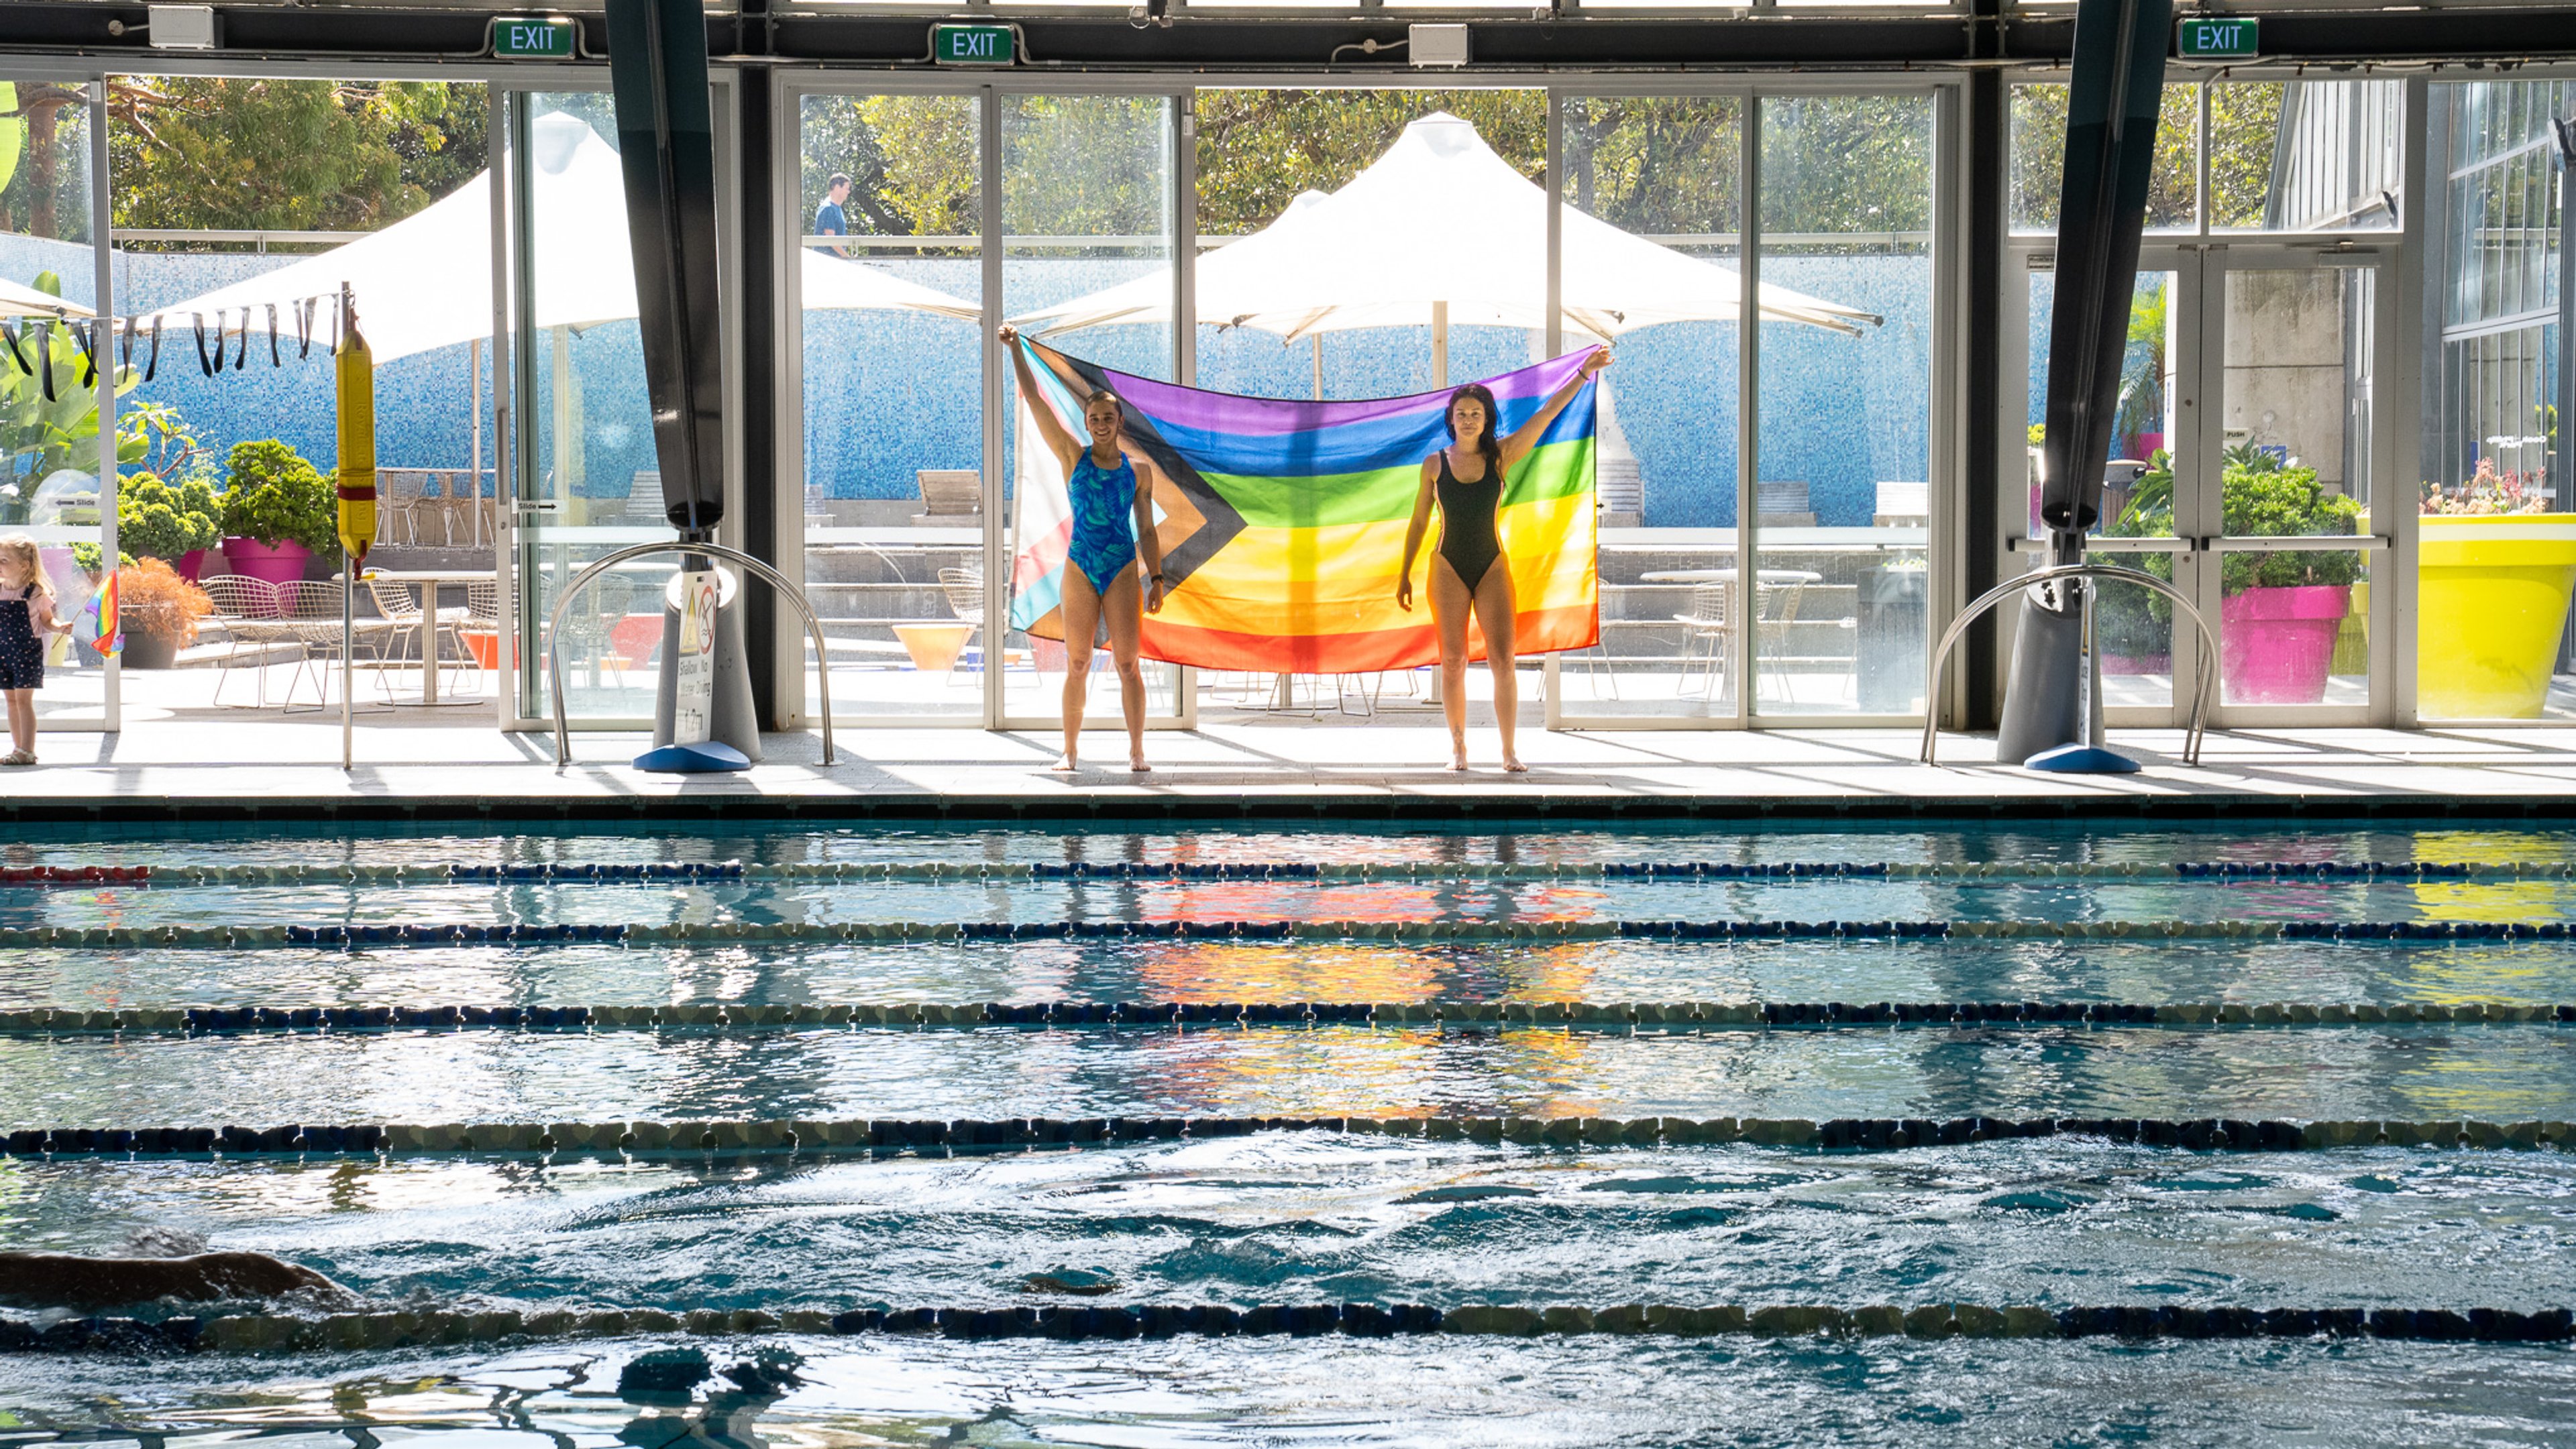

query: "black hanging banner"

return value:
[144, 316, 162, 382]
[605, 0, 727, 537]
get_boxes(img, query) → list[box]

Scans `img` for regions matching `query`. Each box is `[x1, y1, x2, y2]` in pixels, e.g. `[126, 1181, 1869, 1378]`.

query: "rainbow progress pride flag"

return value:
[1009, 341, 1600, 673]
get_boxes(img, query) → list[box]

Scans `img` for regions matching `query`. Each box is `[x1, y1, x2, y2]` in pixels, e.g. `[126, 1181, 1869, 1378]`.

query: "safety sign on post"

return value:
[672, 568, 718, 747]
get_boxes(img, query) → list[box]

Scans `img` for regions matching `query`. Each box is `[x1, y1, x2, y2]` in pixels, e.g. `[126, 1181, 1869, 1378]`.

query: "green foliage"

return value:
[70, 542, 133, 574]
[107, 78, 482, 234]
[2013, 83, 2280, 230]
[2105, 448, 2359, 595]
[118, 398, 209, 481]
[0, 275, 144, 523]
[219, 439, 337, 558]
[115, 470, 223, 561]
[1195, 91, 1546, 235]
[1, 81, 90, 242]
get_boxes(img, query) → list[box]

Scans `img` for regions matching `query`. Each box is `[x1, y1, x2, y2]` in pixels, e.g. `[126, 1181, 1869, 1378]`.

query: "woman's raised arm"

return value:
[1499, 347, 1612, 468]
[999, 325, 1083, 474]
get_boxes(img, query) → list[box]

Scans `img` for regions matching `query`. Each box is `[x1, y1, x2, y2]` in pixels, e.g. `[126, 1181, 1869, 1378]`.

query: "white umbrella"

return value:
[145, 112, 972, 362]
[0, 276, 91, 321]
[1014, 111, 1878, 341]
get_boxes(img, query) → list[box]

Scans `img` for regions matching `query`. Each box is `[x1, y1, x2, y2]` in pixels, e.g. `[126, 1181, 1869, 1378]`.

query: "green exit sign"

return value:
[932, 23, 1015, 67]
[2178, 17, 2259, 58]
[491, 15, 578, 60]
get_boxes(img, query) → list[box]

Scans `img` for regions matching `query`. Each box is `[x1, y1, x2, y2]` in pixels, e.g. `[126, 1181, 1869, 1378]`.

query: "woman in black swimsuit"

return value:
[1397, 348, 1611, 772]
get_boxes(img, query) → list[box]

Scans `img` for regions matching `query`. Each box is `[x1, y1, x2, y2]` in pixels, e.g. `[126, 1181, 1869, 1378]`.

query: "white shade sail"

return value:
[1014, 112, 1880, 341]
[144, 113, 971, 365]
[0, 276, 93, 320]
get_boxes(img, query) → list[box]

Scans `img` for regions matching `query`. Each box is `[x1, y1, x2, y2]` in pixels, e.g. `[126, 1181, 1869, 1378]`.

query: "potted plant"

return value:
[219, 439, 339, 584]
[2095, 448, 2175, 674]
[111, 557, 212, 669]
[116, 470, 225, 578]
[2216, 455, 2362, 705]
[2418, 459, 2576, 718]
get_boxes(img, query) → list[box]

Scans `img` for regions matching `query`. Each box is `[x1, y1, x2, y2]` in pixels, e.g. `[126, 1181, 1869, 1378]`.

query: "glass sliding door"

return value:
[793, 90, 985, 722]
[0, 75, 109, 729]
[1752, 91, 1937, 716]
[996, 91, 1182, 729]
[2200, 256, 2383, 719]
[506, 88, 676, 727]
[1550, 92, 1743, 720]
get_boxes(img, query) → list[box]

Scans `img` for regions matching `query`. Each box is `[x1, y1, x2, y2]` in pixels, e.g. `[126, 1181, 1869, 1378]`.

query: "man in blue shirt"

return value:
[814, 173, 851, 257]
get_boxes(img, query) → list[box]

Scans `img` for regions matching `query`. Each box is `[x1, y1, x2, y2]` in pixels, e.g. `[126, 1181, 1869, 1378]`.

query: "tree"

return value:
[105, 78, 484, 238]
[0, 81, 94, 242]
[1193, 90, 1544, 234]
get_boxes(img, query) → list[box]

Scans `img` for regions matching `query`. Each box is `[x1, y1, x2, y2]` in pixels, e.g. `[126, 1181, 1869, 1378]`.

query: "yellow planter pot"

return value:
[2418, 514, 2576, 719]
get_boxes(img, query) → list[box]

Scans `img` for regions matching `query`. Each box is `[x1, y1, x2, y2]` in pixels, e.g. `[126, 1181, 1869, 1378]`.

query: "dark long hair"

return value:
[1444, 383, 1502, 476]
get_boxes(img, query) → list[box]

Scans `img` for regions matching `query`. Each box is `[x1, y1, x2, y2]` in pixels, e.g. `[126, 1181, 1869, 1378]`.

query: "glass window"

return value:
[796, 92, 985, 721]
[97, 76, 494, 720]
[2208, 80, 2402, 231]
[999, 93, 1179, 726]
[2010, 82, 2197, 234]
[1, 77, 104, 728]
[2419, 79, 2575, 722]
[1554, 93, 1743, 719]
[1754, 92, 1935, 716]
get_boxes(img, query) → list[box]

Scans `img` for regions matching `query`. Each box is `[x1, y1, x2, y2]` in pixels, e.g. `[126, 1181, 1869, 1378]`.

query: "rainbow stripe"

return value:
[1009, 343, 1599, 673]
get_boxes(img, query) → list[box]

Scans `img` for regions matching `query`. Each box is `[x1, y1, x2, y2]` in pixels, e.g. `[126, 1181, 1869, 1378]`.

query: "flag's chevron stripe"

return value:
[1075, 352, 1594, 438]
[1148, 387, 1594, 478]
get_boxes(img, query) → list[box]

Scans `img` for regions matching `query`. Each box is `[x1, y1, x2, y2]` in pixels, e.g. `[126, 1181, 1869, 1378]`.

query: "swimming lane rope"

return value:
[4, 1299, 2568, 1354]
[5, 1114, 2568, 1157]
[5, 999, 2569, 1034]
[3, 859, 2571, 888]
[2, 918, 2570, 950]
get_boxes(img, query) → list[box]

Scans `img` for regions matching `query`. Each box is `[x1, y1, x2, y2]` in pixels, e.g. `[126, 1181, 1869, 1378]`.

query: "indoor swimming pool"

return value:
[1, 817, 2572, 1445]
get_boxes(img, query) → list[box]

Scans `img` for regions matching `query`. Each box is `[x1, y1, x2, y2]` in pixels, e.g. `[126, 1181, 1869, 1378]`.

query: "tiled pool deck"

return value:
[13, 708, 2576, 819]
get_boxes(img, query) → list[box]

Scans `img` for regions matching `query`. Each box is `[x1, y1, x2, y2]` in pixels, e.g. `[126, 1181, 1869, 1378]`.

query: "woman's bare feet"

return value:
[1049, 753, 1079, 773]
[1447, 747, 1470, 772]
[1128, 754, 1152, 773]
[1502, 755, 1528, 773]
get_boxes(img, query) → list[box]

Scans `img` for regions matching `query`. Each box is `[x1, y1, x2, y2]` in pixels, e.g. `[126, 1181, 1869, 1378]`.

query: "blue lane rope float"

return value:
[5, 1115, 2568, 1157]
[6, 918, 2576, 951]
[5, 859, 2575, 888]
[1, 1300, 2568, 1355]
[4, 1000, 2569, 1036]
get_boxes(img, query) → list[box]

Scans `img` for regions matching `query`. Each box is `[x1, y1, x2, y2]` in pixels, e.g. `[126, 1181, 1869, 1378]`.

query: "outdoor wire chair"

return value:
[1673, 582, 1731, 700]
[938, 566, 985, 678]
[366, 576, 472, 690]
[279, 580, 397, 713]
[201, 575, 303, 709]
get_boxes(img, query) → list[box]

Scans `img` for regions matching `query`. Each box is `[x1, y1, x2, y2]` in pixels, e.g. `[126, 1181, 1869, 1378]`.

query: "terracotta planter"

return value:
[221, 537, 311, 588]
[2418, 515, 2576, 719]
[2220, 584, 2352, 705]
[118, 631, 179, 670]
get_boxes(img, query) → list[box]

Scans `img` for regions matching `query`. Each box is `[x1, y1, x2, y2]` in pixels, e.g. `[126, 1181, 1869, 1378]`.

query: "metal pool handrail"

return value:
[1921, 561, 2217, 768]
[545, 539, 837, 768]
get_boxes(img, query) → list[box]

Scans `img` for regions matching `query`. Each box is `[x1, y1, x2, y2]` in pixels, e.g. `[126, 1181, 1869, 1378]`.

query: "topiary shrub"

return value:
[116, 471, 225, 562]
[219, 440, 338, 560]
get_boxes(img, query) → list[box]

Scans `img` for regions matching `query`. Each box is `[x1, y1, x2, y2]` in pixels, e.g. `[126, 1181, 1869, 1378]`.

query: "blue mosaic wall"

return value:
[7, 235, 1933, 530]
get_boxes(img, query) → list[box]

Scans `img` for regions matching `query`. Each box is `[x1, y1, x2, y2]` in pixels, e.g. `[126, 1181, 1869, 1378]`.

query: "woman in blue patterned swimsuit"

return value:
[1002, 327, 1168, 773]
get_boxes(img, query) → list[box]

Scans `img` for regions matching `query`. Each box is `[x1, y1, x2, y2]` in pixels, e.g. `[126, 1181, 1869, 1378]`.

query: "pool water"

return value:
[1, 818, 2573, 1445]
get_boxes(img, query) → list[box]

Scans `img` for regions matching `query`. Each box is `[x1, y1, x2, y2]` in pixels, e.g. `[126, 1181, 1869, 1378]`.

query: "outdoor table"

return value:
[351, 568, 495, 707]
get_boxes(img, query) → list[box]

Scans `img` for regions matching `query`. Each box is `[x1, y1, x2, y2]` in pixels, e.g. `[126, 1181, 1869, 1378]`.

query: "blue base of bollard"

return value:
[2023, 744, 2141, 774]
[633, 741, 753, 774]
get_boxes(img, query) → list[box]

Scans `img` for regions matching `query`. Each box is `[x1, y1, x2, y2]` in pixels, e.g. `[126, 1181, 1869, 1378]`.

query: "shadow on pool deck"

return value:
[12, 708, 2576, 819]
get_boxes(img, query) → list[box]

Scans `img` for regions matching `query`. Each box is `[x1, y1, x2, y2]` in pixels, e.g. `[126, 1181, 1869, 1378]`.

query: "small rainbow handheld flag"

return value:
[1009, 340, 1600, 673]
[78, 572, 121, 657]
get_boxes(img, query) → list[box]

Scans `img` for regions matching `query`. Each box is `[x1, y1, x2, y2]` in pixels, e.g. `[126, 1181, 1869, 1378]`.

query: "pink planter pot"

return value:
[2220, 584, 2352, 705]
[174, 548, 211, 583]
[220, 537, 311, 587]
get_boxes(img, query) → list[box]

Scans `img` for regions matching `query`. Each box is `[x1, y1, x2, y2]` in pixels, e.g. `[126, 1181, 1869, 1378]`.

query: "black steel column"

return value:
[738, 61, 780, 724]
[1960, 5, 2007, 729]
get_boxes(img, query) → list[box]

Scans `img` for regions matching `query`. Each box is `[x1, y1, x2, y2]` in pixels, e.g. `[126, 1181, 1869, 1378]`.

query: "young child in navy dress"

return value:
[0, 536, 74, 767]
